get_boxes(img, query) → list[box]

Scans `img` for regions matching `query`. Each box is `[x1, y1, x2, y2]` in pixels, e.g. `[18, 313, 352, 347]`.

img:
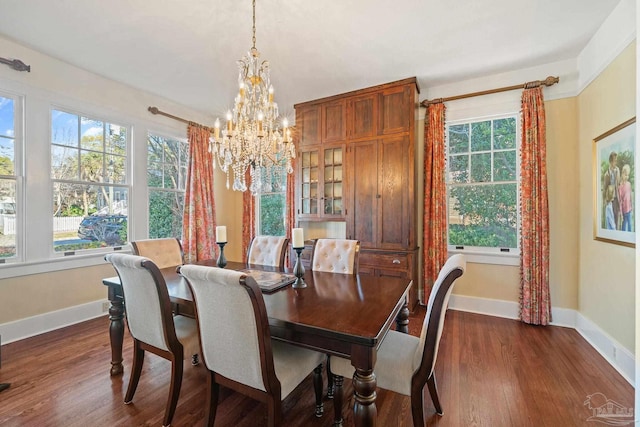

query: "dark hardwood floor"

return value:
[0, 308, 633, 426]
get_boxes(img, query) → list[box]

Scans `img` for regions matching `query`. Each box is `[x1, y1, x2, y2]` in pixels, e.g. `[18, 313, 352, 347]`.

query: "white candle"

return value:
[292, 228, 304, 248]
[216, 226, 227, 243]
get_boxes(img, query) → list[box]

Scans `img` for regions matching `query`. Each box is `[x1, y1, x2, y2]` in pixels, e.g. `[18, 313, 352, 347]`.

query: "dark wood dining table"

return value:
[102, 260, 411, 427]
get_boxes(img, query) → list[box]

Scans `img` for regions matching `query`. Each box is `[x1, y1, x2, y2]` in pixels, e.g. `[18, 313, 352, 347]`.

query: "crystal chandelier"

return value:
[209, 0, 295, 195]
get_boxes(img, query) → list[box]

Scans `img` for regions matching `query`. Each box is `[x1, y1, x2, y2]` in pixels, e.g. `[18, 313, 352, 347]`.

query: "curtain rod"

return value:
[147, 106, 214, 131]
[0, 57, 30, 72]
[420, 75, 559, 107]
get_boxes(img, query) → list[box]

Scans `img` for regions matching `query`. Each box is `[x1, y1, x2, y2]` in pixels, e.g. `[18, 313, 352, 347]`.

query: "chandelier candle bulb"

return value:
[283, 118, 289, 142]
[268, 85, 274, 103]
[216, 226, 227, 244]
[292, 228, 304, 248]
[226, 111, 233, 132]
[214, 118, 220, 139]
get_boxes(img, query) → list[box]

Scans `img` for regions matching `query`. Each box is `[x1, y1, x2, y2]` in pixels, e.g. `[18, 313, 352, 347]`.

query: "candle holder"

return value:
[216, 242, 227, 268]
[292, 247, 307, 289]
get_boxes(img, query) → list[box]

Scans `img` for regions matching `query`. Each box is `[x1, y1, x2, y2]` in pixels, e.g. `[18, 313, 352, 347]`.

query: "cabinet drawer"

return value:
[359, 252, 408, 270]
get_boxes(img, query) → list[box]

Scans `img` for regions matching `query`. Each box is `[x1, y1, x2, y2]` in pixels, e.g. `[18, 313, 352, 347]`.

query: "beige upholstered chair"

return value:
[131, 238, 184, 269]
[131, 237, 198, 365]
[310, 238, 360, 275]
[105, 253, 199, 427]
[330, 254, 466, 426]
[247, 236, 289, 268]
[309, 238, 360, 400]
[179, 264, 326, 426]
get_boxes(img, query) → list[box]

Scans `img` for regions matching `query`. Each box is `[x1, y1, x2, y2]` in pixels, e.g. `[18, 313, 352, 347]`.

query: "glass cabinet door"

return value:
[300, 150, 319, 215]
[323, 146, 343, 215]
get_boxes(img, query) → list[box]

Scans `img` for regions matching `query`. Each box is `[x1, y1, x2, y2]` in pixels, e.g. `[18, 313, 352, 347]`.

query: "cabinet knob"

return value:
[392, 259, 401, 264]
[376, 194, 381, 199]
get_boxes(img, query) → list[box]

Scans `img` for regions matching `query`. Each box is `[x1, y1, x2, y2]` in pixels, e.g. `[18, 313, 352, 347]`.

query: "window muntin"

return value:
[446, 115, 519, 252]
[51, 109, 128, 252]
[0, 95, 19, 260]
[147, 133, 188, 239]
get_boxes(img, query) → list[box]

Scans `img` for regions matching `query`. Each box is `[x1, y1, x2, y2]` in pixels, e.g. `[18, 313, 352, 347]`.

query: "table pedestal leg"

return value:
[353, 368, 377, 427]
[395, 297, 410, 334]
[107, 288, 125, 376]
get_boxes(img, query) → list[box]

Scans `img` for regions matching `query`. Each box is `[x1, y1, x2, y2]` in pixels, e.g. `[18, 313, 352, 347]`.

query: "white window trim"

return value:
[49, 105, 132, 258]
[0, 89, 24, 264]
[445, 112, 521, 266]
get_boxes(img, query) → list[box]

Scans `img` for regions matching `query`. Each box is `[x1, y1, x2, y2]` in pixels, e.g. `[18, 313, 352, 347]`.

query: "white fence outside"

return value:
[0, 215, 84, 235]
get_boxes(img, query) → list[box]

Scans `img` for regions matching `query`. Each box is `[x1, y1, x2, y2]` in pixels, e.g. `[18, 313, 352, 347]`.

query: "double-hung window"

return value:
[147, 133, 188, 238]
[446, 114, 520, 263]
[51, 109, 128, 252]
[256, 170, 286, 236]
[0, 93, 21, 261]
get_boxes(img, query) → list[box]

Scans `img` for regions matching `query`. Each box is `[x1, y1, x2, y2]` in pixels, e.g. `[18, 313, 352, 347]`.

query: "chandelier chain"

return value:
[252, 0, 257, 50]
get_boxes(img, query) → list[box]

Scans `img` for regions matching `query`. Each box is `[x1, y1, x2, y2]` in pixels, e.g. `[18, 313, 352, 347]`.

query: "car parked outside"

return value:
[77, 214, 127, 244]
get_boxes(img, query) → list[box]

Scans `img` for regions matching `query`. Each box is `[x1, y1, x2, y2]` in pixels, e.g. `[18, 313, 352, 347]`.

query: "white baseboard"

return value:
[575, 312, 635, 386]
[448, 294, 635, 386]
[0, 299, 109, 344]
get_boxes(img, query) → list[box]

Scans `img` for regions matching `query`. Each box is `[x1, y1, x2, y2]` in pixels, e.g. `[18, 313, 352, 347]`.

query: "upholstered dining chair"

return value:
[310, 238, 360, 275]
[247, 235, 289, 268]
[309, 238, 360, 401]
[131, 237, 199, 365]
[131, 237, 184, 269]
[329, 254, 466, 427]
[179, 264, 326, 427]
[104, 253, 200, 427]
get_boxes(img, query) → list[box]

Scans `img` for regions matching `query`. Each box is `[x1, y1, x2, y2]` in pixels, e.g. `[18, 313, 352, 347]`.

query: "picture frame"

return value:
[593, 117, 636, 247]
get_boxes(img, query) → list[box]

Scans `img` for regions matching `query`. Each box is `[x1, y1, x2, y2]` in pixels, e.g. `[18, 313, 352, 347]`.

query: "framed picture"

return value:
[593, 117, 636, 247]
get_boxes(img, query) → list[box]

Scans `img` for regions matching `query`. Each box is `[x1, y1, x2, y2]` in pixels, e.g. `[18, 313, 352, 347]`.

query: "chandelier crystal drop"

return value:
[209, 0, 295, 195]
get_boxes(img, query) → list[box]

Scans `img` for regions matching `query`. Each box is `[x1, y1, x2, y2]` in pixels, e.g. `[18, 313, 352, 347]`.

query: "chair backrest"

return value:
[247, 236, 289, 268]
[131, 238, 184, 269]
[310, 238, 360, 275]
[180, 265, 278, 394]
[105, 253, 180, 353]
[413, 254, 466, 376]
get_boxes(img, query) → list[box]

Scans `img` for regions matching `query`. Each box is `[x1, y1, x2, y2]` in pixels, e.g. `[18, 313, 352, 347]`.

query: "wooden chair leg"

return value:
[204, 372, 219, 427]
[124, 341, 144, 404]
[326, 355, 334, 399]
[313, 364, 324, 417]
[332, 374, 344, 426]
[162, 357, 183, 427]
[426, 373, 443, 415]
[266, 394, 281, 427]
[410, 383, 425, 427]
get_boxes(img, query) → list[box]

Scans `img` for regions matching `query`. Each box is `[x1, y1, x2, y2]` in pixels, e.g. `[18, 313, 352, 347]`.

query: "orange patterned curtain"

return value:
[242, 170, 255, 263]
[422, 103, 448, 304]
[520, 86, 551, 325]
[285, 156, 297, 268]
[182, 124, 216, 263]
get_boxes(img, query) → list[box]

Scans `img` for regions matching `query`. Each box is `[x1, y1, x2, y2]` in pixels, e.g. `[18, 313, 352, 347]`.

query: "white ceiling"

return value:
[0, 0, 621, 119]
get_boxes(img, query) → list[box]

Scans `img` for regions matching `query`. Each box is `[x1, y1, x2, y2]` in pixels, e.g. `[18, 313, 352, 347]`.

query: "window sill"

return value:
[448, 248, 519, 266]
[0, 246, 132, 280]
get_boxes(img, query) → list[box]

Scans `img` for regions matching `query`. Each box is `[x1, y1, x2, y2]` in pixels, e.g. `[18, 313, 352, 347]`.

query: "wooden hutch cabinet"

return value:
[294, 78, 420, 310]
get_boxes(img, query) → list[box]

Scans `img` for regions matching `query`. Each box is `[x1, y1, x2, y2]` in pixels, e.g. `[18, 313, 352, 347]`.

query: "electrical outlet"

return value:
[612, 347, 617, 359]
[102, 302, 110, 313]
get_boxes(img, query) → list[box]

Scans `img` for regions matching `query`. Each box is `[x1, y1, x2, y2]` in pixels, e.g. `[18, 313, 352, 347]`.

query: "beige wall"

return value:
[578, 42, 636, 350]
[213, 175, 244, 263]
[0, 264, 114, 324]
